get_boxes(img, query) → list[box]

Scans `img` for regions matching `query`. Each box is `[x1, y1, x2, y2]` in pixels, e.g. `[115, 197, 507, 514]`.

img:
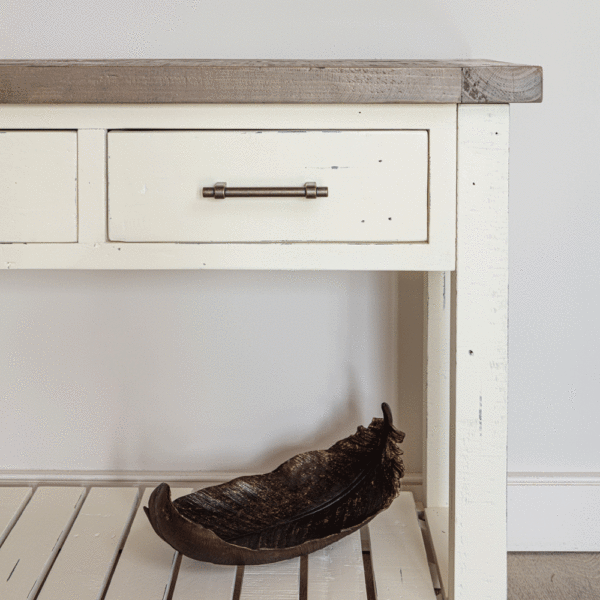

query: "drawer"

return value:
[107, 130, 428, 243]
[0, 131, 77, 243]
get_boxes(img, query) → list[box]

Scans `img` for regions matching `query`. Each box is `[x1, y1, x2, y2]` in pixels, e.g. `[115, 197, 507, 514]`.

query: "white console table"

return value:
[0, 60, 542, 600]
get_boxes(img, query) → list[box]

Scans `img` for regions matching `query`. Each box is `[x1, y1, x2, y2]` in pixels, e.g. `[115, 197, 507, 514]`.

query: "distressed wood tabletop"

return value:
[0, 59, 542, 104]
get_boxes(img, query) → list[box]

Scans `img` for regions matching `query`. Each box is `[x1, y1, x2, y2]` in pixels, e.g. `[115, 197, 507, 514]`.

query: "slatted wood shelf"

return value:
[0, 485, 437, 600]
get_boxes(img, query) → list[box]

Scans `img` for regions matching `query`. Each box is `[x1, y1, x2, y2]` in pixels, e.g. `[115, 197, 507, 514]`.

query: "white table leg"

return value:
[424, 270, 451, 510]
[450, 104, 509, 600]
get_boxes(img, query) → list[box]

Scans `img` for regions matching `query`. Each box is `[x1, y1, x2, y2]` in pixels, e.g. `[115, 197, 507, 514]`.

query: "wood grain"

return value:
[462, 65, 542, 103]
[0, 60, 542, 104]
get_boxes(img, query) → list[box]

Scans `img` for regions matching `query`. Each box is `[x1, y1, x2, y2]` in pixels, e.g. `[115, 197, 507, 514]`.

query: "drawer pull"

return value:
[202, 182, 328, 199]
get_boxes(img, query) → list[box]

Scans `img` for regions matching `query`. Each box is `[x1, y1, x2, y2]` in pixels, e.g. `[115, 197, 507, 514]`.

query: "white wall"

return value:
[0, 270, 423, 475]
[1, 0, 599, 550]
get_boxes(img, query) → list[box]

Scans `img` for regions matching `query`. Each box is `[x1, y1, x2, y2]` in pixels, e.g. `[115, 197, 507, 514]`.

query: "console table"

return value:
[0, 60, 542, 600]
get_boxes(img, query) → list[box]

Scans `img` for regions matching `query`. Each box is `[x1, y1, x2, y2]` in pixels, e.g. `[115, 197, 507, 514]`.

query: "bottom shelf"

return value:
[0, 485, 436, 600]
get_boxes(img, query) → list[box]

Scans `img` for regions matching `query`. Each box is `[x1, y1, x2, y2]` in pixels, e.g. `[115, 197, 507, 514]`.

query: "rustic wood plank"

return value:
[0, 487, 32, 548]
[240, 558, 300, 600]
[0, 486, 86, 600]
[369, 492, 436, 600]
[307, 531, 367, 600]
[173, 559, 237, 600]
[0, 60, 541, 104]
[425, 507, 449, 599]
[462, 65, 542, 103]
[104, 488, 192, 600]
[450, 105, 509, 600]
[37, 487, 139, 600]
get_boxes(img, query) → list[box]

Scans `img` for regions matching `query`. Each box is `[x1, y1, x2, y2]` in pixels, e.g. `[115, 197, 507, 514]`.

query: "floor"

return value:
[508, 553, 600, 600]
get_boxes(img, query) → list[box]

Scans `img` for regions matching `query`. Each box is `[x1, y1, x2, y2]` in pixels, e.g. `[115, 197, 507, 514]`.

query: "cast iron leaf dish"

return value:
[145, 402, 404, 565]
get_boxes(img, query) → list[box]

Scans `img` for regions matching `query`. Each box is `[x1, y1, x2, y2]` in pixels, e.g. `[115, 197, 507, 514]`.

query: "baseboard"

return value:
[0, 469, 424, 490]
[508, 472, 600, 551]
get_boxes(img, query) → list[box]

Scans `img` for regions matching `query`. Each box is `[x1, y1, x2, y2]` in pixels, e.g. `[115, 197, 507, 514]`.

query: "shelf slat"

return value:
[0, 486, 85, 600]
[240, 558, 301, 600]
[369, 492, 436, 600]
[307, 530, 367, 600]
[425, 507, 449, 599]
[173, 558, 237, 600]
[36, 487, 139, 600]
[105, 487, 192, 600]
[0, 487, 32, 548]
[0, 485, 437, 599]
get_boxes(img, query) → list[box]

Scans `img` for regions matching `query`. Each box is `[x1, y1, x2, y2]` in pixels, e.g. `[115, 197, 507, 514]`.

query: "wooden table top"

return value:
[0, 59, 542, 104]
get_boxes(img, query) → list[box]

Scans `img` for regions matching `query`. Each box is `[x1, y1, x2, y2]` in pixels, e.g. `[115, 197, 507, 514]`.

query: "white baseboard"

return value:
[0, 469, 424, 486]
[507, 472, 600, 551]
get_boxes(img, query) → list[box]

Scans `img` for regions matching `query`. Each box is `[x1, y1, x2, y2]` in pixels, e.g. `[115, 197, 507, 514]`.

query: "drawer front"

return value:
[0, 131, 77, 243]
[108, 130, 428, 243]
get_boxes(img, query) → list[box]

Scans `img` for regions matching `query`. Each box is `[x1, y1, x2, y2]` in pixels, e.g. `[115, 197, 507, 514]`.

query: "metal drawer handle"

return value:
[202, 182, 328, 199]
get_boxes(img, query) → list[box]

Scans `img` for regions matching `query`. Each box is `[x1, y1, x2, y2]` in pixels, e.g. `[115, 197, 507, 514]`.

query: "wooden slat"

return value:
[0, 487, 32, 548]
[461, 65, 543, 103]
[173, 559, 237, 600]
[0, 486, 85, 600]
[425, 507, 449, 599]
[369, 492, 436, 600]
[105, 488, 193, 600]
[0, 60, 542, 104]
[240, 558, 300, 600]
[37, 487, 138, 600]
[307, 531, 366, 600]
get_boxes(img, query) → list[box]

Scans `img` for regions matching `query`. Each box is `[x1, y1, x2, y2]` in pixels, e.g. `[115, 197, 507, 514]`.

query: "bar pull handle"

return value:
[202, 182, 328, 199]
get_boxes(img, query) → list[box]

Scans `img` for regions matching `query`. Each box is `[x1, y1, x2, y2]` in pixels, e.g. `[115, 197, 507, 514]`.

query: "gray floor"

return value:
[508, 553, 600, 600]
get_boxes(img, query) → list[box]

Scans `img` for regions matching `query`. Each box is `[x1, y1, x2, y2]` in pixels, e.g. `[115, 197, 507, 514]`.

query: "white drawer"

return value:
[0, 131, 77, 243]
[107, 130, 428, 243]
